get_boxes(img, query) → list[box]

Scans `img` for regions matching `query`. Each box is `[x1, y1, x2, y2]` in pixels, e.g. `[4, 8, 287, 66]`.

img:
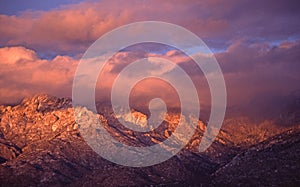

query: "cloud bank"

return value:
[0, 0, 299, 55]
[0, 39, 299, 109]
[0, 0, 299, 121]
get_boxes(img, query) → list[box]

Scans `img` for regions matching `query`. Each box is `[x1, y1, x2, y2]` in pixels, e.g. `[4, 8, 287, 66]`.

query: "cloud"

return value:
[1, 0, 299, 56]
[0, 0, 299, 124]
[0, 46, 38, 64]
[0, 46, 78, 104]
[0, 39, 299, 127]
[216, 40, 300, 106]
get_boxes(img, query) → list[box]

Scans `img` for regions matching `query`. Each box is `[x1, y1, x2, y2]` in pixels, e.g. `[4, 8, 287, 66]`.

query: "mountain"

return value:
[0, 94, 299, 186]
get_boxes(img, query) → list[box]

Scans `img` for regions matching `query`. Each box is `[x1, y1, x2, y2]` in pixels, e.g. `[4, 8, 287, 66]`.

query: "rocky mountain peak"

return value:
[20, 94, 71, 113]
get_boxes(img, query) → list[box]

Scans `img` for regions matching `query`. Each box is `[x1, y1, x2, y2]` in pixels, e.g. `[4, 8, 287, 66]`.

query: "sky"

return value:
[0, 0, 299, 120]
[0, 0, 85, 15]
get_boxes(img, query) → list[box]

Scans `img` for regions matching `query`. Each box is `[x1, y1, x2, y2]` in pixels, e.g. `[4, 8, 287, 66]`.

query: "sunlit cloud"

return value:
[0, 0, 299, 122]
[1, 0, 299, 55]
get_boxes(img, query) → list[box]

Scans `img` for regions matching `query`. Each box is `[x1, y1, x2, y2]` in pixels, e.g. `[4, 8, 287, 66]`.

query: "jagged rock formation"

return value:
[0, 94, 299, 186]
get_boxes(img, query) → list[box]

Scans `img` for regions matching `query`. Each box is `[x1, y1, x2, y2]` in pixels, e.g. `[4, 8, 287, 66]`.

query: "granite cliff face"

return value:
[0, 94, 299, 186]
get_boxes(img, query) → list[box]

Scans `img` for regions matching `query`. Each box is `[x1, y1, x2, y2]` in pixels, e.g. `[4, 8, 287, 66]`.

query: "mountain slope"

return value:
[213, 127, 300, 186]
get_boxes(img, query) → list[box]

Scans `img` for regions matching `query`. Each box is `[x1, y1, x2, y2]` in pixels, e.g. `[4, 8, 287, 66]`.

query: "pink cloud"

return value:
[0, 0, 299, 123]
[0, 46, 38, 64]
[0, 46, 78, 104]
[0, 0, 248, 55]
[0, 39, 299, 121]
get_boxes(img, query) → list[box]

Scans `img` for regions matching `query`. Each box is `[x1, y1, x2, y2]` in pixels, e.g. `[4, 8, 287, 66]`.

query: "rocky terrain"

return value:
[0, 94, 299, 186]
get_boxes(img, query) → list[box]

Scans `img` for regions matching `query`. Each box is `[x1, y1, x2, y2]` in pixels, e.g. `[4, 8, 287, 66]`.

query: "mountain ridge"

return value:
[0, 94, 299, 186]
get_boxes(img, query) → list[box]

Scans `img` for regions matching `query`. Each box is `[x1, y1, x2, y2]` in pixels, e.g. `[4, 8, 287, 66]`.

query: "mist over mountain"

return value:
[225, 90, 300, 126]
